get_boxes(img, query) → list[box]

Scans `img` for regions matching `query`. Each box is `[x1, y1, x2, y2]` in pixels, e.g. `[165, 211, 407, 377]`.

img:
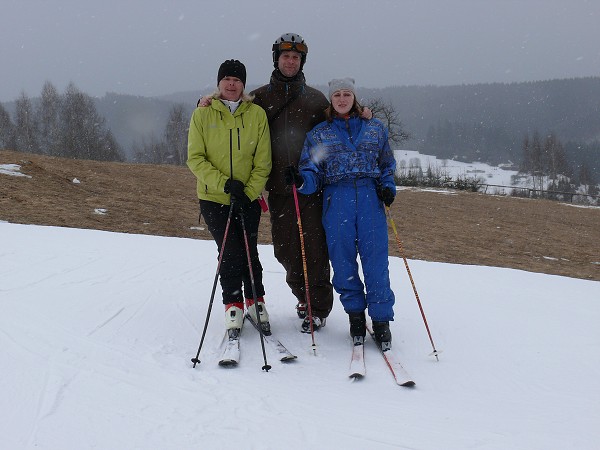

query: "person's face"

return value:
[218, 76, 244, 101]
[277, 51, 302, 78]
[331, 90, 354, 116]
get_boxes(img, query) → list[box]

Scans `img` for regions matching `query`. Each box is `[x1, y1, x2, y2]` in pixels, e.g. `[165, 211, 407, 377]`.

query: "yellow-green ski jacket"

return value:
[187, 98, 271, 205]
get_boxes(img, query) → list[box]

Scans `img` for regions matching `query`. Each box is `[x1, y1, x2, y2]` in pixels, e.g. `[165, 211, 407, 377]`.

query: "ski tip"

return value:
[349, 373, 364, 381]
[400, 380, 416, 387]
[281, 355, 298, 362]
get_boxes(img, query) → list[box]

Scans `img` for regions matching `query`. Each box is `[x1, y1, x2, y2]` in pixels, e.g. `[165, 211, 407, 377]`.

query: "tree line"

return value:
[132, 104, 188, 165]
[2, 79, 597, 198]
[395, 130, 598, 203]
[518, 131, 598, 199]
[0, 82, 123, 161]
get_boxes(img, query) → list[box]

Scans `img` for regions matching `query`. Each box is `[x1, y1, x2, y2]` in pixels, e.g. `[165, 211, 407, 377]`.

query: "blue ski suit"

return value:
[298, 115, 396, 321]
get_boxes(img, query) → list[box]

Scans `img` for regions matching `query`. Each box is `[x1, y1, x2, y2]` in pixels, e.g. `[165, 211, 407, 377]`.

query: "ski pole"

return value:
[238, 206, 271, 371]
[385, 206, 440, 361]
[292, 184, 317, 354]
[191, 203, 235, 368]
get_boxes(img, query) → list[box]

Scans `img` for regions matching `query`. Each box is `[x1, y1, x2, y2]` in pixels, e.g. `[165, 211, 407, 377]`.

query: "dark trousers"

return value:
[200, 200, 265, 305]
[268, 191, 334, 318]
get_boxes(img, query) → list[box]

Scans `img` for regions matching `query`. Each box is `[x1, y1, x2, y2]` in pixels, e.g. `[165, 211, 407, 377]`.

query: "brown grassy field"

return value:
[2, 149, 599, 281]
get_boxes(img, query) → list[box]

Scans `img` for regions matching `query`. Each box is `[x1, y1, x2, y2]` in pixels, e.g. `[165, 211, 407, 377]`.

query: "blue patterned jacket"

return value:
[298, 116, 396, 195]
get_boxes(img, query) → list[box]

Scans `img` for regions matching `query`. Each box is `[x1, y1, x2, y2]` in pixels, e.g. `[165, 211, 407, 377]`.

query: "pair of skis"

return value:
[218, 314, 297, 366]
[218, 318, 416, 387]
[349, 325, 415, 387]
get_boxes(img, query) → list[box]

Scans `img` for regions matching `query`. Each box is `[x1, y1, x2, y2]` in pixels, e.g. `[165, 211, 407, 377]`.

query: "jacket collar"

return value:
[211, 98, 250, 116]
[269, 69, 306, 92]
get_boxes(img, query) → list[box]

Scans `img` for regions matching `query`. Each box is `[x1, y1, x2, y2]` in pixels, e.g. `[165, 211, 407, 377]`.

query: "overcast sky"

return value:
[1, 0, 598, 102]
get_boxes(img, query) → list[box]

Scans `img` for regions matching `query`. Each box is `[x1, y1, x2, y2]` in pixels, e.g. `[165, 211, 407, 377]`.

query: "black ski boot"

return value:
[296, 301, 307, 319]
[372, 321, 392, 351]
[301, 316, 325, 333]
[349, 311, 366, 346]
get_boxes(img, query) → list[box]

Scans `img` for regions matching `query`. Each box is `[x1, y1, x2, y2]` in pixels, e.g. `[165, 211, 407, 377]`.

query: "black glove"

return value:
[224, 179, 251, 207]
[377, 186, 396, 207]
[284, 165, 303, 188]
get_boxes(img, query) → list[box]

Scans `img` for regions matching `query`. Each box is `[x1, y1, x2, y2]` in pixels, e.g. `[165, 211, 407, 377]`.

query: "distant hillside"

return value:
[361, 77, 600, 143]
[155, 77, 600, 168]
[359, 77, 600, 166]
[4, 77, 599, 168]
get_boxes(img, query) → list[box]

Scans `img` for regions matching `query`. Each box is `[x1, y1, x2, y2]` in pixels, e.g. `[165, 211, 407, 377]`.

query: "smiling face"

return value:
[277, 50, 302, 78]
[218, 76, 244, 101]
[330, 89, 355, 116]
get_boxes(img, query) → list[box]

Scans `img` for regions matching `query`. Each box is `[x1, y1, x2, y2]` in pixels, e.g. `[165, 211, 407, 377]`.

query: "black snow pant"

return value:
[199, 199, 265, 305]
[267, 191, 333, 318]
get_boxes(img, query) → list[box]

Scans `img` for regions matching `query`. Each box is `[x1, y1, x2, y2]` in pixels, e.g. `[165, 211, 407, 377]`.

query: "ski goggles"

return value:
[273, 41, 308, 54]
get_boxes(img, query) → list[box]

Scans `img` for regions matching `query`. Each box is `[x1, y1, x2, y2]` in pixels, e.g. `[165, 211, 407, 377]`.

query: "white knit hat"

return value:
[328, 77, 355, 99]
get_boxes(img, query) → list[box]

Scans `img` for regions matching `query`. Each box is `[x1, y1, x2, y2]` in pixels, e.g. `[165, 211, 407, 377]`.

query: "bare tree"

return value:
[59, 82, 123, 161]
[530, 131, 544, 193]
[37, 81, 61, 155]
[96, 129, 124, 162]
[0, 102, 16, 150]
[543, 133, 570, 180]
[520, 130, 575, 197]
[578, 162, 598, 197]
[164, 104, 188, 165]
[59, 83, 86, 158]
[14, 91, 39, 153]
[364, 97, 410, 147]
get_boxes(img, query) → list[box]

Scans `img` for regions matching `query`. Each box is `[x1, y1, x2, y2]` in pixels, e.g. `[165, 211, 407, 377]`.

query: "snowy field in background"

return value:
[394, 149, 518, 188]
[1, 222, 599, 449]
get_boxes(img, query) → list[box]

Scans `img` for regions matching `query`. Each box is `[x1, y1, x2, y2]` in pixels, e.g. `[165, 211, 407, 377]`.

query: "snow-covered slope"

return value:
[394, 149, 518, 187]
[1, 223, 599, 449]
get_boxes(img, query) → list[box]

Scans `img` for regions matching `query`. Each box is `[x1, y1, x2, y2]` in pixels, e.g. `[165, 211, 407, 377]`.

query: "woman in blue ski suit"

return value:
[285, 77, 397, 349]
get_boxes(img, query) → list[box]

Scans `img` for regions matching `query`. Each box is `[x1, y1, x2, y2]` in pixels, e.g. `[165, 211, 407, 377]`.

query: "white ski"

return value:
[245, 314, 297, 362]
[218, 332, 240, 367]
[349, 341, 366, 379]
[367, 325, 415, 387]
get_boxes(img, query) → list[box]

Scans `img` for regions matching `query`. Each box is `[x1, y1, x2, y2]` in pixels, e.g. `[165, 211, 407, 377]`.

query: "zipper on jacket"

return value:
[345, 118, 354, 144]
[229, 129, 233, 177]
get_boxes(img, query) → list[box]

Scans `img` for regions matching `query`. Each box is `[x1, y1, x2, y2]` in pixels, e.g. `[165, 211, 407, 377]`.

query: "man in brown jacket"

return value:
[251, 33, 333, 333]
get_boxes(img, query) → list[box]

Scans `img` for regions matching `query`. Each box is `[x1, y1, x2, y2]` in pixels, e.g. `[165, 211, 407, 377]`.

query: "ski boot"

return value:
[245, 297, 271, 335]
[301, 315, 326, 333]
[372, 321, 392, 352]
[296, 301, 308, 319]
[225, 302, 244, 339]
[349, 311, 366, 346]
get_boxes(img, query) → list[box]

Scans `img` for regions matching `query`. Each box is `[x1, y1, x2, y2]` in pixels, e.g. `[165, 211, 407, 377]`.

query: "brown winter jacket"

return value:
[251, 70, 329, 192]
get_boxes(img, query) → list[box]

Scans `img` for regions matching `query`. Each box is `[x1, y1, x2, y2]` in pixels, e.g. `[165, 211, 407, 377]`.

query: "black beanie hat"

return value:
[217, 59, 246, 86]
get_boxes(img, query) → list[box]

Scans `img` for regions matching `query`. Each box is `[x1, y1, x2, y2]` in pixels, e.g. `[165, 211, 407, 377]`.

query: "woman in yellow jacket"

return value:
[187, 59, 272, 337]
